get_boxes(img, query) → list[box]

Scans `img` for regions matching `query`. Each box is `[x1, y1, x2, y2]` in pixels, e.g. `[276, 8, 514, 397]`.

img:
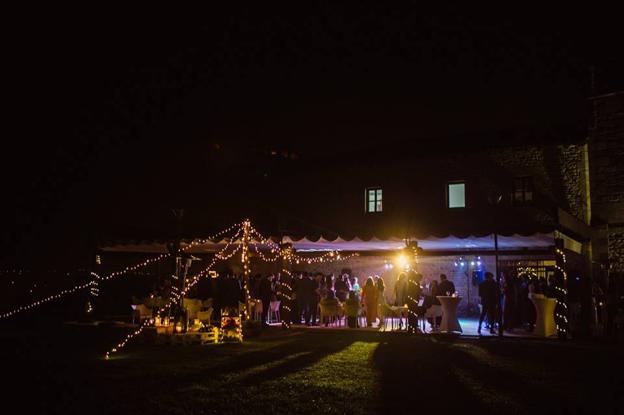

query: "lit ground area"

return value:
[1, 323, 622, 414]
[304, 317, 534, 337]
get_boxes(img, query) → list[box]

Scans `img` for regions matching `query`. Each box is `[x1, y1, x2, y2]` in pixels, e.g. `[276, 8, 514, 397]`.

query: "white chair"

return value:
[425, 305, 443, 331]
[252, 300, 263, 321]
[182, 298, 203, 320]
[268, 300, 281, 323]
[358, 308, 367, 328]
[196, 308, 213, 323]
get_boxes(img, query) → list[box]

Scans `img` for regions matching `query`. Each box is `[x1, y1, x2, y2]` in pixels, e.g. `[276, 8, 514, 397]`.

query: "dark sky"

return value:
[3, 4, 622, 265]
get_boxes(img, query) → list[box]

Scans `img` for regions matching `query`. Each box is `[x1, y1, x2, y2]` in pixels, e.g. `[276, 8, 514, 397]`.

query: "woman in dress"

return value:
[362, 276, 378, 327]
[376, 276, 389, 328]
[395, 273, 407, 306]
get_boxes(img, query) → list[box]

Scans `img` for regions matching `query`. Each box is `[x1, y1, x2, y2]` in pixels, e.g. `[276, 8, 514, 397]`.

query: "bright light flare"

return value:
[396, 254, 410, 270]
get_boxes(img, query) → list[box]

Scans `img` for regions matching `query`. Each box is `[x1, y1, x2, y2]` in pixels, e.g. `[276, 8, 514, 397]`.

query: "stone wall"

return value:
[590, 92, 624, 215]
[559, 144, 590, 224]
[608, 226, 624, 273]
[486, 145, 553, 200]
[485, 143, 590, 224]
[589, 91, 624, 273]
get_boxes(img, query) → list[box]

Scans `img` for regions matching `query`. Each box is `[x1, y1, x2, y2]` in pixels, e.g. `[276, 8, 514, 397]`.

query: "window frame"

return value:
[446, 181, 466, 209]
[512, 176, 534, 205]
[365, 187, 383, 213]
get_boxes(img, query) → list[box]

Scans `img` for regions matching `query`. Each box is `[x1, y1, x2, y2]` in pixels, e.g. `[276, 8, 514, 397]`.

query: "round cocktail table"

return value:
[437, 296, 462, 333]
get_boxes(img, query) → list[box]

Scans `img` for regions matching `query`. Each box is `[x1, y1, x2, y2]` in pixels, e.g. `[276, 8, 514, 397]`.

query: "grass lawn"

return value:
[1, 323, 622, 414]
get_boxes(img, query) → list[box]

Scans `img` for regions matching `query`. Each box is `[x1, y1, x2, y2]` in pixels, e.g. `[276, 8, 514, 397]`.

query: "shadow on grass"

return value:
[450, 336, 624, 413]
[372, 333, 624, 414]
[5, 325, 622, 414]
[133, 329, 362, 390]
[2, 326, 382, 414]
[103, 329, 383, 414]
[371, 333, 486, 414]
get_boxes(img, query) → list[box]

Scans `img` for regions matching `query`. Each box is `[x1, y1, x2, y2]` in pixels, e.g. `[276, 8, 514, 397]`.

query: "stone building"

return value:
[100, 82, 623, 334]
[244, 138, 593, 319]
[101, 131, 595, 330]
[589, 89, 624, 274]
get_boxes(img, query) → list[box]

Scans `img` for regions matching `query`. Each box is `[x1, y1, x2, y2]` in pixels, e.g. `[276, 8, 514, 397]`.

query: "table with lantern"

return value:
[153, 316, 175, 335]
[436, 295, 463, 333]
[149, 315, 220, 344]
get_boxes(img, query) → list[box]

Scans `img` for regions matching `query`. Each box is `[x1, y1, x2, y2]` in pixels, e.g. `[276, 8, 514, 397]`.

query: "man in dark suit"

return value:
[301, 274, 320, 326]
[478, 272, 499, 334]
[438, 274, 455, 296]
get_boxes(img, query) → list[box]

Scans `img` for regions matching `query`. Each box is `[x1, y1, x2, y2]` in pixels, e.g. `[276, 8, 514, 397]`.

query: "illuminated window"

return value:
[447, 182, 465, 208]
[366, 188, 383, 212]
[513, 177, 533, 205]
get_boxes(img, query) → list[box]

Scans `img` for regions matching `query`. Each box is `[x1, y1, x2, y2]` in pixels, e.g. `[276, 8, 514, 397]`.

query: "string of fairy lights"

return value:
[400, 248, 420, 330]
[240, 221, 252, 320]
[89, 272, 101, 297]
[0, 222, 245, 321]
[99, 220, 244, 283]
[517, 262, 567, 334]
[277, 268, 294, 328]
[247, 224, 361, 265]
[0, 280, 97, 319]
[1, 219, 353, 322]
[517, 267, 538, 279]
[248, 223, 361, 266]
[248, 226, 280, 248]
[105, 236, 242, 359]
[3, 217, 398, 358]
[553, 248, 569, 337]
[247, 225, 283, 262]
[251, 243, 281, 262]
[170, 232, 243, 304]
[406, 279, 420, 321]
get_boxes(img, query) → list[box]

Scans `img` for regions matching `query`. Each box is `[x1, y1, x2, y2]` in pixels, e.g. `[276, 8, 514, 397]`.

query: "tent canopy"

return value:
[101, 231, 568, 254]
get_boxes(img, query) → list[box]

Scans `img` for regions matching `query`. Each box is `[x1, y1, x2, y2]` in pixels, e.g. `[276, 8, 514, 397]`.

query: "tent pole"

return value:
[495, 233, 503, 337]
[242, 220, 251, 319]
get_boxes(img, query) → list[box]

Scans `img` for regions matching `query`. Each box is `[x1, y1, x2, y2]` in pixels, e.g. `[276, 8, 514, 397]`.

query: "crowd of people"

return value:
[171, 266, 623, 338]
[245, 271, 460, 333]
[249, 272, 371, 328]
[472, 271, 623, 337]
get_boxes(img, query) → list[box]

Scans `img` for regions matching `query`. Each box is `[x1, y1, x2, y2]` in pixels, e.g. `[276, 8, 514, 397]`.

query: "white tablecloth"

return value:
[437, 296, 462, 333]
[529, 293, 557, 337]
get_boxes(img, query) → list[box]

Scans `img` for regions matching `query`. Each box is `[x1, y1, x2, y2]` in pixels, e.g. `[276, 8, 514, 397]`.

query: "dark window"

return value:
[512, 177, 534, 205]
[365, 188, 383, 212]
[447, 182, 466, 208]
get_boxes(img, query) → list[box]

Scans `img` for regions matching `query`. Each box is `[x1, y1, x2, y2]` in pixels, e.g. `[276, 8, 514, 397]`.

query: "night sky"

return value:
[3, 5, 622, 265]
